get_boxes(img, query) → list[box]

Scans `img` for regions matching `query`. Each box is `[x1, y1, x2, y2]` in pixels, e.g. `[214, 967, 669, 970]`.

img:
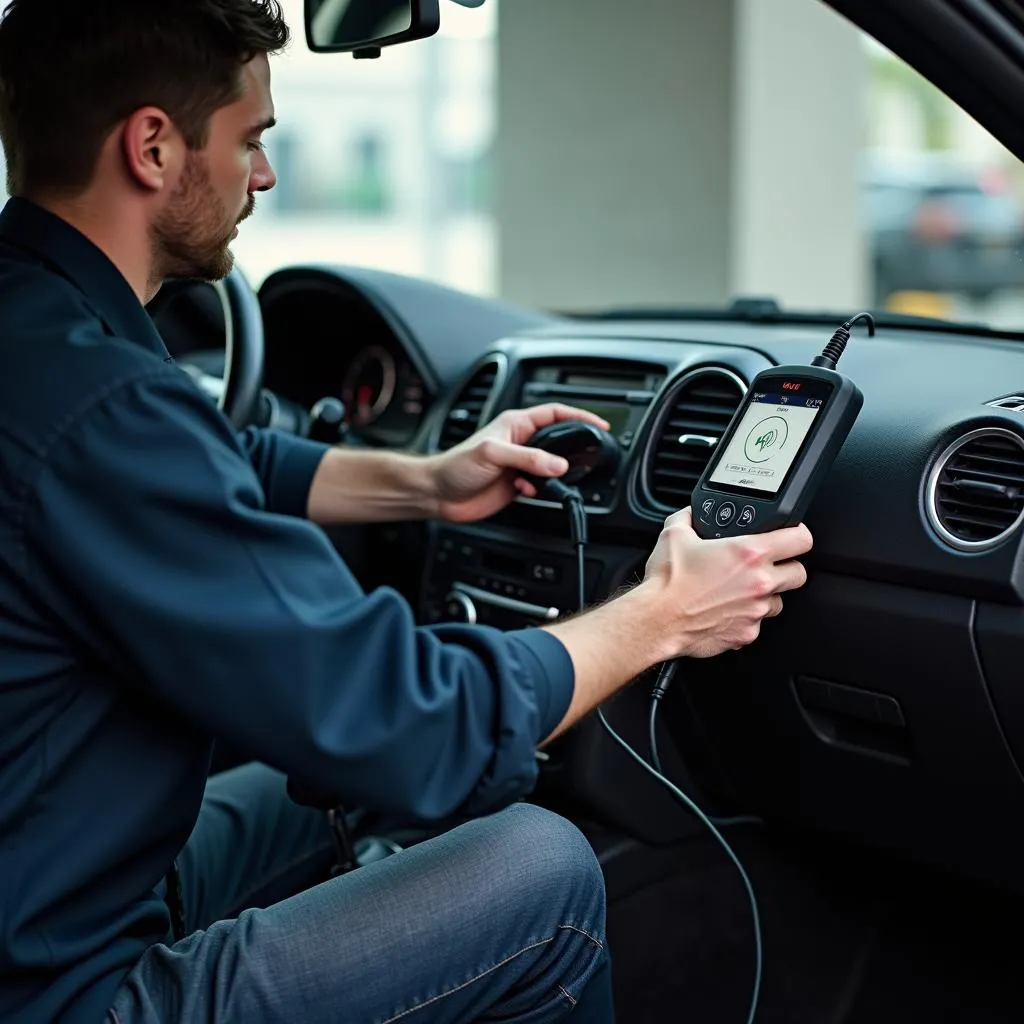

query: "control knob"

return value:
[444, 591, 477, 624]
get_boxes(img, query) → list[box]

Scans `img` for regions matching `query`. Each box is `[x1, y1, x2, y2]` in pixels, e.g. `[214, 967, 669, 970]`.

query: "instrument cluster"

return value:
[340, 342, 429, 446]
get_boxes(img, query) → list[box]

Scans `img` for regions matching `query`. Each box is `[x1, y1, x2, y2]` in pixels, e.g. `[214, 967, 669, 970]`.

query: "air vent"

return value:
[642, 368, 746, 509]
[435, 356, 507, 451]
[926, 428, 1024, 551]
[986, 394, 1024, 412]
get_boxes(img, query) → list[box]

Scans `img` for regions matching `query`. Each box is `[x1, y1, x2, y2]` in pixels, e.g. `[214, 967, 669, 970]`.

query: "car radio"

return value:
[421, 527, 602, 631]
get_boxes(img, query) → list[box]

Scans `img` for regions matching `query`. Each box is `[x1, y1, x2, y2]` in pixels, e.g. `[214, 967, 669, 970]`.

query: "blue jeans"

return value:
[107, 764, 613, 1023]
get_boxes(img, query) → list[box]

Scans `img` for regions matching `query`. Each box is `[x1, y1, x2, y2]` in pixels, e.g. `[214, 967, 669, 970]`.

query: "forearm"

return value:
[307, 447, 442, 525]
[541, 581, 675, 743]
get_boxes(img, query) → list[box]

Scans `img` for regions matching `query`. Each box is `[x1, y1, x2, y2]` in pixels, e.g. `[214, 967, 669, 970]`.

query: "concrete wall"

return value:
[496, 0, 867, 313]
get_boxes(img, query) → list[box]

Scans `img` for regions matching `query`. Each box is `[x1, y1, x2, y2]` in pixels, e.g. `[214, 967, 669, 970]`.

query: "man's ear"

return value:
[121, 107, 184, 192]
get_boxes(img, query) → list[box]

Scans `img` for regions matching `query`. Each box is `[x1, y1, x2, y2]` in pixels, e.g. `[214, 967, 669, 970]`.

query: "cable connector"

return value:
[811, 311, 875, 371]
[651, 660, 678, 702]
[533, 477, 588, 546]
[563, 490, 588, 548]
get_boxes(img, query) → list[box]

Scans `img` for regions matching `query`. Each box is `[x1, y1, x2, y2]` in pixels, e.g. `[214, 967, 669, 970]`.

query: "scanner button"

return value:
[700, 498, 717, 520]
[716, 502, 736, 526]
[737, 505, 756, 528]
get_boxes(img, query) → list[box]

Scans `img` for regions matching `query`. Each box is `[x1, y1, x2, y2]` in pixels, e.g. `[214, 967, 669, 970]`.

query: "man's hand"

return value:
[543, 507, 813, 740]
[641, 507, 812, 659]
[429, 403, 610, 523]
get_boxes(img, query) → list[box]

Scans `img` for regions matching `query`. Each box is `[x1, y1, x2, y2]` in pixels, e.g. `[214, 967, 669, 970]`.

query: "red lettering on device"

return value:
[782, 382, 802, 391]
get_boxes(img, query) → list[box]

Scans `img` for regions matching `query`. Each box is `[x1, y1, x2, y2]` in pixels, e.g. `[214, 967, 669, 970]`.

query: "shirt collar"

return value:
[0, 196, 170, 360]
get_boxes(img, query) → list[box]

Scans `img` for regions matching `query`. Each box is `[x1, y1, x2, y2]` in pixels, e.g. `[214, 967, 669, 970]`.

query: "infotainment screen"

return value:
[708, 379, 833, 496]
[524, 396, 633, 439]
[571, 401, 631, 438]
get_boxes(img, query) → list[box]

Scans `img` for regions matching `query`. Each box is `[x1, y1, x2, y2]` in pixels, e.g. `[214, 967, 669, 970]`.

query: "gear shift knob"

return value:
[308, 397, 347, 444]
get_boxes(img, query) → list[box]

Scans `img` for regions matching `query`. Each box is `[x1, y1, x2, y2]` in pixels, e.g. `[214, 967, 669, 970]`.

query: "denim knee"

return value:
[108, 802, 609, 1024]
[492, 803, 607, 942]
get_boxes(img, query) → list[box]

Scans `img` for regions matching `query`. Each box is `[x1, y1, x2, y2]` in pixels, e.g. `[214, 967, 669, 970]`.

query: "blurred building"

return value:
[234, 0, 497, 294]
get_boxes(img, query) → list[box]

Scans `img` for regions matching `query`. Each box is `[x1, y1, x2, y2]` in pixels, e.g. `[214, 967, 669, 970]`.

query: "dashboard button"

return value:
[531, 564, 561, 584]
[716, 502, 736, 526]
[737, 505, 756, 528]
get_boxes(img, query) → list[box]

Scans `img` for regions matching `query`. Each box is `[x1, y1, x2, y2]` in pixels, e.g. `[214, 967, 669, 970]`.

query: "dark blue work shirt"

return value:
[0, 198, 574, 1024]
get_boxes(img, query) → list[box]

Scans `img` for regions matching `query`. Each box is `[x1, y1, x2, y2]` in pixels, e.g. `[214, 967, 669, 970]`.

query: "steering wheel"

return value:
[147, 265, 265, 429]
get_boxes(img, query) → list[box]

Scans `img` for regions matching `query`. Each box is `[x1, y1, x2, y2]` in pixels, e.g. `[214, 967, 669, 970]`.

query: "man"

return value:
[0, 1, 813, 1022]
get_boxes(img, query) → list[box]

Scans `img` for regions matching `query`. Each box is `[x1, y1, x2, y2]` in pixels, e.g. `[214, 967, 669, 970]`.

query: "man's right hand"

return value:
[641, 506, 813, 660]
[543, 507, 813, 741]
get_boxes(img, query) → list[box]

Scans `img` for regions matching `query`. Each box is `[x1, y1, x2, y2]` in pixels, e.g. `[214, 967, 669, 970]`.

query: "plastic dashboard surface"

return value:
[488, 322, 1024, 601]
[257, 268, 1024, 891]
[447, 326, 1024, 890]
[491, 324, 1024, 888]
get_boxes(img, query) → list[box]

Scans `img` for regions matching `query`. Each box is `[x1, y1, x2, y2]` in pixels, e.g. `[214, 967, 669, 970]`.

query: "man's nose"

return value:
[251, 150, 276, 193]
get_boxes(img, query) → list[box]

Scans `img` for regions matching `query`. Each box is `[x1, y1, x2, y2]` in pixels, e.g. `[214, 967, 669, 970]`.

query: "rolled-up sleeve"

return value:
[238, 425, 329, 518]
[24, 368, 575, 820]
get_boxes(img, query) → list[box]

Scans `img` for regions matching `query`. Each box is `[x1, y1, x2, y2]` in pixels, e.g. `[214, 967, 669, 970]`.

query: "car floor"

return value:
[583, 822, 1024, 1023]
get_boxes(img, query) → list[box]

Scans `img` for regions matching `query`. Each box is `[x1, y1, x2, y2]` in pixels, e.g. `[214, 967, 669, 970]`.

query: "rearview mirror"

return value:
[305, 0, 440, 57]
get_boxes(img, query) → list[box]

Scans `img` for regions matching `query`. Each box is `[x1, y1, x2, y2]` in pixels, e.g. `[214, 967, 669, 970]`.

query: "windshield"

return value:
[7, 0, 1022, 332]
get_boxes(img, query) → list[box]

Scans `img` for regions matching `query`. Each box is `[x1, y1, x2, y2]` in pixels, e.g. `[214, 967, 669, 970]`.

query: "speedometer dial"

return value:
[340, 345, 397, 428]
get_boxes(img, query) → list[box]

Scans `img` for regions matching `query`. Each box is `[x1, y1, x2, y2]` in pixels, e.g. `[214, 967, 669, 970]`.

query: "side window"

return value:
[865, 38, 1024, 320]
[337, 133, 392, 215]
[266, 131, 303, 213]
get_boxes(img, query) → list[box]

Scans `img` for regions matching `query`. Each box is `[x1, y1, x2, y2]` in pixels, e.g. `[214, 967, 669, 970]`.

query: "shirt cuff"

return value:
[503, 627, 575, 739]
[259, 432, 331, 518]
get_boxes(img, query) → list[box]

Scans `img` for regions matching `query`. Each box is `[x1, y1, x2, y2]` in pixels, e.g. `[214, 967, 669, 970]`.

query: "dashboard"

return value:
[162, 263, 1024, 897]
[255, 266, 551, 447]
[258, 271, 431, 446]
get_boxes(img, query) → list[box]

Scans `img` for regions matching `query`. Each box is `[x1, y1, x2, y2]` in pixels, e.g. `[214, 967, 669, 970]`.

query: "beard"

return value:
[151, 152, 253, 284]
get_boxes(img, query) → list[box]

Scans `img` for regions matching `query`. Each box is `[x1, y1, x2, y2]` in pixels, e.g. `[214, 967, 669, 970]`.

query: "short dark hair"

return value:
[0, 0, 289, 198]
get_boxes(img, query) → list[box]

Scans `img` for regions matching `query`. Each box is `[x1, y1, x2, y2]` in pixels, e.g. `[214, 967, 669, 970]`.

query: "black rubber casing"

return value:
[691, 364, 864, 538]
[524, 421, 621, 485]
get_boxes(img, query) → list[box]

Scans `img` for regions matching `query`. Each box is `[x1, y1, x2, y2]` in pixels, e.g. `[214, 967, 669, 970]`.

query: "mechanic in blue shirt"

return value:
[0, 2, 813, 1022]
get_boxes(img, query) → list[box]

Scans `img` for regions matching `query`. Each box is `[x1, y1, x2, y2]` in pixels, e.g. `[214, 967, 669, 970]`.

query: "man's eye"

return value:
[248, 140, 265, 153]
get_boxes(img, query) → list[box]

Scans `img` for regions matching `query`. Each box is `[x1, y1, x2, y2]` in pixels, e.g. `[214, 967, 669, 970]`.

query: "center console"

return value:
[421, 525, 607, 630]
[421, 355, 668, 628]
[414, 347, 735, 845]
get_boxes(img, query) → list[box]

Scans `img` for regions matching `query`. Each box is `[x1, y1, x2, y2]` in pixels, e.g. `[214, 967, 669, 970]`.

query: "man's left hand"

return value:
[430, 403, 610, 523]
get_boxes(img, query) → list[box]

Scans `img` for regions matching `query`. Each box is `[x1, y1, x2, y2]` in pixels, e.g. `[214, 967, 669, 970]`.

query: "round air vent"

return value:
[434, 354, 508, 451]
[926, 427, 1024, 551]
[640, 367, 746, 511]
